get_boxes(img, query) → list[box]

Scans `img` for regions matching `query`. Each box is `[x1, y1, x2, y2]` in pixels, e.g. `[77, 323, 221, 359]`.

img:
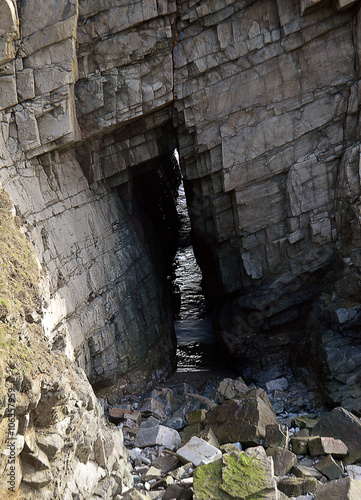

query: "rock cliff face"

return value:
[172, 0, 361, 411]
[0, 0, 361, 419]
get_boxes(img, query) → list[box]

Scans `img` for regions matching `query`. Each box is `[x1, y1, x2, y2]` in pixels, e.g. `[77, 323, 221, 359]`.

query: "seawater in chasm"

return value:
[171, 181, 234, 379]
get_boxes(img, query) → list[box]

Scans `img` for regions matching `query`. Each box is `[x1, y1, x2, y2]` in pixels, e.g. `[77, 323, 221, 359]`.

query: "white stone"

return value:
[134, 425, 181, 452]
[176, 436, 222, 467]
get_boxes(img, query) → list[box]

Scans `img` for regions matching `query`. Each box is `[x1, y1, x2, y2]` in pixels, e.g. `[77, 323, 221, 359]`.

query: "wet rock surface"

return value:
[107, 375, 361, 500]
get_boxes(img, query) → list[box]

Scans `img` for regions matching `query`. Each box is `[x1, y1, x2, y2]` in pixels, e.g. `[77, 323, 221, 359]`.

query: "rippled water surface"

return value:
[173, 183, 226, 372]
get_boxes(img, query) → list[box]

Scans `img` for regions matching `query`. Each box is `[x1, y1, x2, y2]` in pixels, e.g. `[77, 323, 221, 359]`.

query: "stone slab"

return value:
[309, 436, 348, 458]
[134, 425, 181, 452]
[314, 477, 361, 499]
[315, 454, 343, 480]
[176, 436, 221, 467]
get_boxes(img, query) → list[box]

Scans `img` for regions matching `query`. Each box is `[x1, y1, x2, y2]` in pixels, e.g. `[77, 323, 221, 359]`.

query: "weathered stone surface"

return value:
[315, 454, 344, 480]
[309, 436, 348, 458]
[266, 446, 297, 476]
[292, 464, 323, 480]
[312, 408, 361, 464]
[139, 399, 166, 420]
[314, 477, 361, 499]
[264, 423, 289, 449]
[205, 389, 278, 445]
[216, 377, 248, 402]
[194, 447, 276, 500]
[135, 425, 181, 452]
[176, 436, 221, 467]
[278, 477, 319, 497]
[290, 436, 312, 455]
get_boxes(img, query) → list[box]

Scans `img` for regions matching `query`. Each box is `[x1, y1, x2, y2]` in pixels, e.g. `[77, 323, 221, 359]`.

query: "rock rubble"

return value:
[109, 376, 361, 500]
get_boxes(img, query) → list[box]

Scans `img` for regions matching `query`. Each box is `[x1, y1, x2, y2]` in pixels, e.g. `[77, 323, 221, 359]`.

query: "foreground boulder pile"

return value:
[107, 377, 361, 500]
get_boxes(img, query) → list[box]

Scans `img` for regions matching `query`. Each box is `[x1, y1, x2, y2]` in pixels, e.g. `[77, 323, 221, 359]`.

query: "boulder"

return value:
[264, 423, 289, 449]
[109, 408, 141, 426]
[193, 446, 276, 500]
[277, 477, 319, 497]
[176, 436, 221, 467]
[314, 477, 361, 499]
[292, 414, 320, 430]
[290, 436, 311, 455]
[346, 465, 361, 480]
[186, 409, 208, 425]
[292, 464, 323, 480]
[266, 377, 289, 392]
[309, 436, 348, 458]
[216, 377, 248, 402]
[134, 425, 181, 452]
[163, 484, 192, 500]
[266, 446, 297, 476]
[315, 454, 343, 480]
[138, 399, 166, 420]
[204, 388, 278, 446]
[312, 408, 361, 464]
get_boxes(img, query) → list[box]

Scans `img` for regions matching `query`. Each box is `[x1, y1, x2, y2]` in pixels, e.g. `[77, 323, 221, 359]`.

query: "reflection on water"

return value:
[173, 182, 223, 372]
[173, 247, 209, 320]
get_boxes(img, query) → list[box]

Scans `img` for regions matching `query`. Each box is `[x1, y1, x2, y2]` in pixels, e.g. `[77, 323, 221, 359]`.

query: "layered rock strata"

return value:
[0, 0, 361, 412]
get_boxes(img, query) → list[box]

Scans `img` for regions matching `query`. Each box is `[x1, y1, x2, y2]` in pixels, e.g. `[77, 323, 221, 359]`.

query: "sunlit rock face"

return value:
[0, 0, 360, 409]
[0, 0, 178, 397]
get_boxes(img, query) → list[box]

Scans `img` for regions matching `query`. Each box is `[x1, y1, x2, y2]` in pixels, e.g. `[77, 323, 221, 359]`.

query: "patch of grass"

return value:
[0, 189, 47, 378]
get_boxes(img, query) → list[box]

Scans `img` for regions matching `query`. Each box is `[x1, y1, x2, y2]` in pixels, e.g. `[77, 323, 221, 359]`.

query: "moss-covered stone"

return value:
[194, 459, 233, 500]
[221, 452, 269, 498]
[194, 449, 275, 500]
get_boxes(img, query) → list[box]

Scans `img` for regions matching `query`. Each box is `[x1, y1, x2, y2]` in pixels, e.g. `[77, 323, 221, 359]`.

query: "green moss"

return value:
[194, 459, 234, 500]
[221, 452, 268, 499]
[194, 452, 271, 500]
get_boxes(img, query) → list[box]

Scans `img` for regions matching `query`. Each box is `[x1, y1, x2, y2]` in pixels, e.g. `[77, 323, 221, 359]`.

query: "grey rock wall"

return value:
[0, 0, 361, 412]
[173, 0, 361, 403]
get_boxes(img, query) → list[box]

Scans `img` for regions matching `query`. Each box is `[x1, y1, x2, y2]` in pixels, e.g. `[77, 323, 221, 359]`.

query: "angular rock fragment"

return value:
[134, 425, 181, 451]
[315, 454, 344, 480]
[314, 477, 361, 499]
[266, 377, 289, 392]
[292, 464, 323, 480]
[163, 483, 192, 500]
[216, 377, 248, 402]
[109, 407, 141, 425]
[266, 446, 297, 476]
[293, 413, 320, 430]
[186, 409, 208, 425]
[193, 446, 276, 500]
[204, 388, 278, 445]
[151, 454, 179, 476]
[140, 416, 160, 428]
[312, 407, 361, 464]
[277, 477, 319, 497]
[346, 464, 361, 480]
[176, 436, 221, 467]
[264, 423, 289, 449]
[290, 436, 313, 455]
[139, 398, 166, 420]
[309, 436, 348, 458]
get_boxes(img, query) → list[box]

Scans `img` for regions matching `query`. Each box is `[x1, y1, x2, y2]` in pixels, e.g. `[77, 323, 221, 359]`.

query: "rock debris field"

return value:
[103, 376, 361, 500]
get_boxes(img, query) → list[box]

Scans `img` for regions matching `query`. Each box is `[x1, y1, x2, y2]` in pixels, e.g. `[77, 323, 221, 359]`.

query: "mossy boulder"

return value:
[194, 447, 276, 500]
